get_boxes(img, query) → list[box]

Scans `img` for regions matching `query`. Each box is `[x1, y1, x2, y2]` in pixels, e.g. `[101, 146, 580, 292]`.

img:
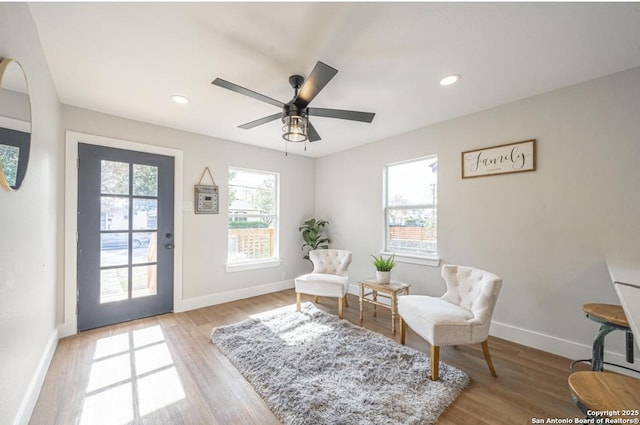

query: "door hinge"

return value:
[76, 156, 80, 168]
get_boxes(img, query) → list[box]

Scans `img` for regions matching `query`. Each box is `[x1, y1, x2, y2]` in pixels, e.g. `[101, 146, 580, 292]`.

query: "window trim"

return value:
[383, 155, 439, 264]
[225, 259, 282, 273]
[226, 166, 280, 269]
[381, 251, 440, 267]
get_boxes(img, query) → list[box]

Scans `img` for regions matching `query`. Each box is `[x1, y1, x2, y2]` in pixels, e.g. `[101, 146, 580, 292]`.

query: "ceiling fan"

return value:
[211, 61, 375, 143]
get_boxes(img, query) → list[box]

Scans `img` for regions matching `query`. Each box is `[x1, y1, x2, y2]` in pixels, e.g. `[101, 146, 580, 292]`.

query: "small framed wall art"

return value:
[461, 139, 536, 179]
[194, 167, 219, 214]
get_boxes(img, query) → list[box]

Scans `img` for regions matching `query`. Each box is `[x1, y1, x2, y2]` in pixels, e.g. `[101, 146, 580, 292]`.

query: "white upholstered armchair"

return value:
[398, 264, 503, 380]
[295, 249, 352, 319]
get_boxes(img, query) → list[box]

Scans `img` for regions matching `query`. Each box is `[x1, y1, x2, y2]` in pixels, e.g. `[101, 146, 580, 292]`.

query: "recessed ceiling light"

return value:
[171, 95, 190, 104]
[440, 74, 461, 86]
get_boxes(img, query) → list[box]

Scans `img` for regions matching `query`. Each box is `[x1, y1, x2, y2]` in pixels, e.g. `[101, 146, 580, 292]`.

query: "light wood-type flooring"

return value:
[30, 289, 585, 425]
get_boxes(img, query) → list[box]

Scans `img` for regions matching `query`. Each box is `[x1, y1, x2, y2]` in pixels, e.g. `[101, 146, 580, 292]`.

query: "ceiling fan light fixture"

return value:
[211, 61, 375, 146]
[282, 114, 308, 143]
[440, 74, 461, 86]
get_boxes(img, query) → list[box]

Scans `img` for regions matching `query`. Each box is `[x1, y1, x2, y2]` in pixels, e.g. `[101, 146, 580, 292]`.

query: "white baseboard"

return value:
[350, 284, 639, 377]
[490, 320, 639, 377]
[57, 320, 77, 339]
[490, 320, 591, 360]
[178, 279, 295, 312]
[13, 328, 59, 425]
[58, 280, 297, 336]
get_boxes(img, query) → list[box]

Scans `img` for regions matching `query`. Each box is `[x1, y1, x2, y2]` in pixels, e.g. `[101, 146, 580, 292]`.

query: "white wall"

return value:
[62, 106, 316, 310]
[3, 4, 639, 422]
[316, 67, 640, 363]
[0, 3, 64, 425]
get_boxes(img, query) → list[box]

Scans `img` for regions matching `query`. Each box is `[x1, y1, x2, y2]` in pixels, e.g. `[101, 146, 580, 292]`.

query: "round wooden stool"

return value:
[582, 303, 633, 371]
[568, 371, 640, 418]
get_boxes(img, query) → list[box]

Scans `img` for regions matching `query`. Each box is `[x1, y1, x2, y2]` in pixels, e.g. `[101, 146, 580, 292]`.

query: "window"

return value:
[384, 156, 437, 258]
[227, 167, 279, 267]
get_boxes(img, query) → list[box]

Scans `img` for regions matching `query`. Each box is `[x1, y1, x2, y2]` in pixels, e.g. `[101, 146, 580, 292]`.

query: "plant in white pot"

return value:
[371, 253, 396, 284]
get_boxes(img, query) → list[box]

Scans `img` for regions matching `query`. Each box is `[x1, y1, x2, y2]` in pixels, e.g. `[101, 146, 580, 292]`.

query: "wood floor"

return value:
[30, 289, 583, 425]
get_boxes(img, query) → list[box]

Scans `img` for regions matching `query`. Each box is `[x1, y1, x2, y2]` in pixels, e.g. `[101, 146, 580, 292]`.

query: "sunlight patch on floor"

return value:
[133, 325, 165, 348]
[93, 333, 130, 359]
[248, 303, 297, 320]
[249, 303, 332, 345]
[79, 325, 186, 423]
[79, 383, 133, 425]
[134, 342, 173, 375]
[86, 352, 131, 392]
[137, 367, 186, 416]
[280, 322, 332, 345]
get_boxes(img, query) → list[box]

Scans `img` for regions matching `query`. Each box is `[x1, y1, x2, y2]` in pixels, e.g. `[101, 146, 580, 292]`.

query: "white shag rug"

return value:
[210, 302, 469, 425]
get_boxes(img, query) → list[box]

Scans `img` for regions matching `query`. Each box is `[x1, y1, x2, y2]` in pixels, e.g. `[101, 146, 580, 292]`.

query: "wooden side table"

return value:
[359, 278, 411, 334]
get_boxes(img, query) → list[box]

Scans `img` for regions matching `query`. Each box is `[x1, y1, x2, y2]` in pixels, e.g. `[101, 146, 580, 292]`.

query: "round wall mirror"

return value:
[0, 58, 32, 191]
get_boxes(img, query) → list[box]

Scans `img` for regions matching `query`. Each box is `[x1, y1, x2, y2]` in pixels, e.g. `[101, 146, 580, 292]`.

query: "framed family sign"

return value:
[462, 139, 536, 179]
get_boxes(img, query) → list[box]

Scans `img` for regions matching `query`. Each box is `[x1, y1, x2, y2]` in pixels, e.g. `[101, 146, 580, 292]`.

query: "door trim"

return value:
[62, 131, 184, 337]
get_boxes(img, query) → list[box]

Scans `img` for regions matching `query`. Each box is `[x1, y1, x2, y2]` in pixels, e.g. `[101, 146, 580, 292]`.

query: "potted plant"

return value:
[371, 253, 396, 284]
[299, 218, 330, 263]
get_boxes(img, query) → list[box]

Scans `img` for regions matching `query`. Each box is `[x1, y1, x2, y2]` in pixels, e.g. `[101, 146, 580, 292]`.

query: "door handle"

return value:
[165, 243, 174, 250]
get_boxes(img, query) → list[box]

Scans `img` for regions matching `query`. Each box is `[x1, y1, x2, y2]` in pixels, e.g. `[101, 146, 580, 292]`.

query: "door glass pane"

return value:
[133, 164, 158, 196]
[133, 198, 157, 230]
[132, 232, 156, 264]
[100, 268, 129, 304]
[101, 197, 130, 231]
[100, 233, 129, 267]
[101, 160, 129, 195]
[132, 265, 157, 299]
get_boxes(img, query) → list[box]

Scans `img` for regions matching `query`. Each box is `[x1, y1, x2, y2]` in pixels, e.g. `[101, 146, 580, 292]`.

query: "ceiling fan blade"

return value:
[294, 62, 338, 109]
[212, 78, 284, 108]
[307, 121, 321, 142]
[238, 113, 282, 130]
[308, 107, 375, 123]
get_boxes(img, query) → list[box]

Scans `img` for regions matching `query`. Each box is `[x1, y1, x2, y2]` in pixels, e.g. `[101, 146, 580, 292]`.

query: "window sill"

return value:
[381, 252, 441, 267]
[225, 259, 282, 273]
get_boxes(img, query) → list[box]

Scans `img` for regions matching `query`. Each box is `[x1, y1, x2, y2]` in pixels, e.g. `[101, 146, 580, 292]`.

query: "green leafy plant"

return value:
[299, 218, 330, 262]
[371, 253, 396, 271]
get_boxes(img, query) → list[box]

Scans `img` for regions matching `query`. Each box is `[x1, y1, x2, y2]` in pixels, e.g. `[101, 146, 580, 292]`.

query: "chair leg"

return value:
[296, 293, 301, 312]
[399, 316, 406, 345]
[314, 295, 319, 303]
[430, 345, 440, 381]
[481, 339, 498, 377]
[343, 295, 349, 308]
[338, 296, 344, 319]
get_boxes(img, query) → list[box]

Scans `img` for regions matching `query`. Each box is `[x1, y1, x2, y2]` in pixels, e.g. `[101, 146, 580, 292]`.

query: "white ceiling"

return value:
[28, 2, 640, 158]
